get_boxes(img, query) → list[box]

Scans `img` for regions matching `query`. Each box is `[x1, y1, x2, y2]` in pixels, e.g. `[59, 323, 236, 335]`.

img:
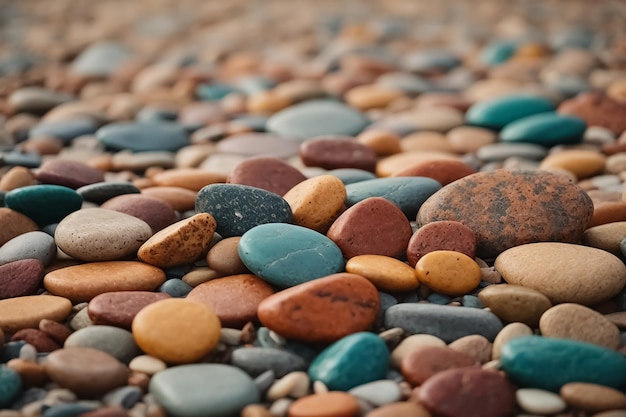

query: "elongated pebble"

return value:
[560, 382, 626, 413]
[0, 295, 72, 334]
[288, 392, 360, 417]
[345, 255, 419, 292]
[515, 388, 567, 415]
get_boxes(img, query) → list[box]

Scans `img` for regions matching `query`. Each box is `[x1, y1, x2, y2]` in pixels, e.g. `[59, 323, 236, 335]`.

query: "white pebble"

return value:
[349, 380, 402, 406]
[516, 388, 566, 415]
[219, 328, 242, 346]
[129, 355, 167, 375]
[19, 343, 38, 362]
[378, 327, 404, 343]
[313, 380, 328, 394]
[267, 371, 310, 401]
[269, 398, 293, 417]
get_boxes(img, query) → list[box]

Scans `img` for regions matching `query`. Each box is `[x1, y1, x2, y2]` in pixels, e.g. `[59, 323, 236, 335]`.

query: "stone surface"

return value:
[539, 150, 606, 180]
[415, 250, 482, 296]
[216, 133, 300, 159]
[448, 334, 492, 364]
[392, 160, 477, 186]
[0, 366, 22, 408]
[0, 295, 72, 333]
[345, 255, 419, 292]
[492, 322, 534, 360]
[206, 237, 249, 275]
[560, 382, 626, 413]
[558, 92, 626, 135]
[77, 182, 141, 205]
[390, 334, 446, 368]
[299, 137, 378, 172]
[231, 347, 308, 378]
[365, 402, 431, 417]
[406, 221, 476, 267]
[10, 328, 60, 352]
[515, 388, 567, 415]
[0, 231, 56, 267]
[4, 185, 82, 227]
[0, 259, 44, 299]
[152, 168, 226, 191]
[583, 221, 626, 256]
[87, 291, 171, 329]
[141, 186, 197, 212]
[288, 392, 360, 417]
[348, 380, 401, 406]
[401, 345, 478, 386]
[227, 157, 307, 196]
[97, 122, 189, 152]
[500, 113, 587, 146]
[101, 194, 177, 233]
[478, 284, 552, 327]
[64, 325, 140, 363]
[466, 94, 556, 129]
[35, 159, 105, 189]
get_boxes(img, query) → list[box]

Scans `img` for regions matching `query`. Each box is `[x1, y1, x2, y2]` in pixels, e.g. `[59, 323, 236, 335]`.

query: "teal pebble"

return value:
[238, 223, 345, 288]
[466, 94, 555, 130]
[500, 335, 626, 392]
[328, 168, 377, 185]
[427, 293, 452, 305]
[42, 403, 98, 417]
[5, 184, 82, 227]
[96, 121, 189, 152]
[480, 40, 518, 65]
[499, 112, 587, 146]
[0, 365, 22, 408]
[196, 83, 237, 101]
[309, 332, 389, 391]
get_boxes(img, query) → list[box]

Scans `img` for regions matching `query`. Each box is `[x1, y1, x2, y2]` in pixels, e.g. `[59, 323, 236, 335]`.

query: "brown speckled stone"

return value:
[227, 156, 307, 196]
[87, 291, 171, 329]
[558, 92, 626, 136]
[417, 170, 594, 259]
[406, 221, 476, 267]
[299, 137, 378, 172]
[0, 259, 44, 299]
[101, 194, 177, 233]
[402, 345, 478, 386]
[392, 160, 477, 186]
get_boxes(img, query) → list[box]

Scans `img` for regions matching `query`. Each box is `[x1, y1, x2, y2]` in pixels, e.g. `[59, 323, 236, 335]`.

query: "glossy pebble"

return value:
[101, 194, 177, 233]
[35, 159, 105, 189]
[406, 221, 476, 267]
[345, 255, 419, 292]
[466, 94, 556, 129]
[515, 388, 567, 415]
[288, 392, 360, 417]
[478, 284, 552, 327]
[401, 346, 478, 386]
[560, 383, 626, 413]
[300, 137, 378, 172]
[500, 113, 587, 146]
[77, 182, 141, 205]
[0, 231, 56, 267]
[97, 122, 189, 152]
[87, 291, 171, 329]
[4, 185, 82, 227]
[415, 251, 482, 296]
[539, 149, 606, 179]
[227, 156, 307, 196]
[0, 295, 72, 334]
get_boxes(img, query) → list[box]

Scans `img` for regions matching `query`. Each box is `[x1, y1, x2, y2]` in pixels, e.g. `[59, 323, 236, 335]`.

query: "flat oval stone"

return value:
[44, 261, 166, 302]
[267, 100, 369, 140]
[415, 250, 482, 296]
[500, 335, 626, 392]
[35, 159, 105, 189]
[133, 298, 221, 364]
[300, 137, 378, 172]
[187, 274, 274, 328]
[346, 177, 442, 219]
[492, 322, 534, 360]
[7, 87, 74, 114]
[539, 150, 606, 180]
[309, 332, 389, 391]
[345, 84, 403, 111]
[239, 223, 345, 288]
[96, 122, 189, 152]
[391, 334, 447, 368]
[476, 143, 548, 162]
[0, 259, 44, 300]
[77, 182, 141, 205]
[345, 255, 419, 292]
[11, 328, 60, 352]
[417, 170, 594, 259]
[376, 151, 459, 177]
[55, 208, 152, 262]
[392, 160, 477, 186]
[495, 242, 626, 305]
[152, 168, 227, 192]
[150, 364, 259, 417]
[560, 382, 626, 413]
[539, 303, 621, 349]
[195, 184, 292, 238]
[466, 94, 556, 130]
[0, 208, 38, 247]
[216, 133, 300, 159]
[365, 401, 431, 417]
[406, 221, 476, 267]
[141, 186, 197, 213]
[448, 334, 492, 364]
[231, 347, 307, 378]
[327, 197, 412, 259]
[206, 237, 249, 275]
[417, 368, 516, 417]
[447, 126, 497, 154]
[0, 295, 72, 334]
[515, 388, 567, 415]
[500, 113, 587, 146]
[227, 157, 307, 196]
[138, 213, 217, 268]
[101, 194, 177, 233]
[349, 380, 401, 406]
[64, 325, 140, 364]
[289, 392, 360, 417]
[44, 347, 129, 397]
[5, 185, 82, 227]
[88, 291, 171, 330]
[384, 303, 503, 342]
[258, 273, 379, 343]
[583, 221, 626, 256]
[0, 231, 56, 267]
[401, 346, 478, 386]
[478, 284, 552, 327]
[329, 169, 377, 185]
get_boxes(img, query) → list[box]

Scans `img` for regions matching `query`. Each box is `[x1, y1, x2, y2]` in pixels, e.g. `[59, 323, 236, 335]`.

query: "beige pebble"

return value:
[447, 334, 492, 364]
[247, 91, 292, 114]
[0, 166, 35, 192]
[128, 355, 167, 375]
[478, 284, 552, 327]
[606, 153, 626, 175]
[376, 151, 458, 177]
[400, 132, 455, 153]
[182, 267, 223, 287]
[268, 371, 311, 401]
[409, 106, 464, 132]
[345, 84, 404, 111]
[391, 334, 446, 368]
[561, 383, 626, 413]
[582, 221, 626, 256]
[152, 168, 226, 191]
[447, 126, 497, 154]
[241, 405, 275, 417]
[516, 388, 567, 415]
[492, 322, 533, 360]
[357, 130, 402, 156]
[540, 150, 606, 179]
[206, 237, 249, 275]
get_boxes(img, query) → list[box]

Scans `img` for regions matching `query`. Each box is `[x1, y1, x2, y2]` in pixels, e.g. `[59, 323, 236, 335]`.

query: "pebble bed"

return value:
[1, 0, 626, 416]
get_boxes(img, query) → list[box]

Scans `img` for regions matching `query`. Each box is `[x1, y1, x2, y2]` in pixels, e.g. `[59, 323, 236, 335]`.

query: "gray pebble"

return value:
[231, 347, 308, 378]
[64, 325, 140, 364]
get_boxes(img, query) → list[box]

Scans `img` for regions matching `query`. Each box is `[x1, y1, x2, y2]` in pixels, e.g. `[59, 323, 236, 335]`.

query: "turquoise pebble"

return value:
[0, 365, 22, 408]
[480, 40, 517, 65]
[427, 293, 452, 305]
[466, 94, 555, 130]
[150, 364, 259, 417]
[96, 122, 189, 152]
[500, 113, 587, 146]
[501, 335, 626, 392]
[158, 279, 192, 298]
[328, 168, 377, 185]
[309, 332, 389, 391]
[238, 223, 345, 288]
[345, 177, 441, 219]
[5, 185, 82, 227]
[196, 83, 237, 101]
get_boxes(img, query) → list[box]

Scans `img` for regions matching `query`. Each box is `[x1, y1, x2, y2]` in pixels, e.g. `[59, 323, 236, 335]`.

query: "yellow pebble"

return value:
[346, 255, 419, 292]
[415, 250, 481, 296]
[539, 150, 606, 180]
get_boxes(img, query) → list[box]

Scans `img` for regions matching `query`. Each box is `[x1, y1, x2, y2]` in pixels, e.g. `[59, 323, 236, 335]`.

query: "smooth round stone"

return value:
[417, 170, 594, 259]
[415, 251, 482, 296]
[447, 126, 497, 154]
[258, 273, 379, 343]
[0, 295, 71, 334]
[206, 237, 249, 275]
[583, 221, 626, 256]
[71, 41, 130, 77]
[560, 383, 626, 413]
[288, 392, 360, 417]
[515, 388, 567, 415]
[327, 197, 412, 259]
[141, 187, 197, 212]
[267, 371, 310, 400]
[158, 279, 193, 298]
[151, 168, 226, 192]
[559, 92, 626, 136]
[227, 157, 307, 196]
[591, 202, 626, 228]
[376, 151, 459, 177]
[346, 177, 441, 220]
[349, 380, 401, 407]
[231, 347, 307, 378]
[283, 174, 346, 233]
[401, 345, 478, 386]
[216, 133, 300, 159]
[5, 185, 82, 227]
[11, 328, 60, 352]
[365, 401, 431, 417]
[44, 347, 128, 397]
[150, 364, 259, 417]
[300, 137, 378, 172]
[101, 194, 177, 233]
[28, 118, 99, 144]
[38, 319, 73, 346]
[345, 84, 403, 111]
[0, 366, 22, 408]
[409, 107, 465, 133]
[76, 182, 141, 205]
[267, 100, 369, 140]
[356, 130, 402, 157]
[0, 208, 38, 247]
[55, 208, 152, 262]
[500, 113, 586, 146]
[309, 332, 389, 391]
[478, 284, 552, 327]
[377, 72, 431, 96]
[406, 221, 476, 267]
[96, 122, 189, 152]
[390, 334, 446, 368]
[7, 87, 74, 114]
[539, 303, 621, 350]
[501, 336, 626, 392]
[495, 242, 626, 305]
[64, 325, 140, 364]
[345, 255, 419, 293]
[403, 49, 460, 73]
[476, 143, 548, 162]
[466, 94, 555, 130]
[539, 150, 606, 179]
[392, 160, 477, 186]
[187, 274, 274, 328]
[0, 259, 44, 299]
[138, 213, 217, 268]
[328, 169, 377, 185]
[44, 261, 166, 303]
[132, 298, 221, 364]
[0, 231, 56, 267]
[87, 291, 171, 329]
[492, 322, 534, 360]
[448, 334, 492, 364]
[128, 355, 167, 375]
[417, 368, 516, 417]
[195, 184, 292, 238]
[384, 303, 503, 342]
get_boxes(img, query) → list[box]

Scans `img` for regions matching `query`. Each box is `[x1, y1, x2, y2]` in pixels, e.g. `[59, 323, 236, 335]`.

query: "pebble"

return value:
[102, 386, 142, 409]
[500, 113, 587, 146]
[227, 156, 307, 196]
[447, 334, 493, 364]
[35, 159, 105, 189]
[4, 185, 83, 227]
[267, 371, 310, 401]
[0, 366, 22, 408]
[7, 358, 47, 387]
[0, 231, 56, 268]
[300, 137, 378, 172]
[345, 255, 419, 292]
[365, 402, 431, 417]
[466, 94, 556, 130]
[11, 328, 60, 352]
[7, 87, 74, 114]
[128, 355, 167, 376]
[96, 122, 189, 152]
[476, 143, 548, 162]
[415, 250, 482, 296]
[0, 295, 72, 334]
[558, 92, 626, 135]
[231, 347, 308, 378]
[406, 220, 476, 267]
[515, 388, 567, 415]
[539, 149, 606, 179]
[0, 166, 36, 192]
[288, 392, 360, 417]
[583, 221, 626, 256]
[390, 334, 446, 368]
[258, 273, 379, 343]
[87, 291, 170, 329]
[206, 237, 249, 275]
[140, 186, 196, 212]
[356, 130, 402, 157]
[560, 382, 626, 413]
[216, 133, 299, 159]
[151, 168, 226, 191]
[401, 345, 478, 386]
[447, 126, 497, 154]
[100, 194, 177, 233]
[492, 322, 534, 360]
[348, 380, 401, 407]
[495, 242, 626, 305]
[76, 182, 141, 205]
[64, 325, 140, 364]
[0, 208, 38, 247]
[392, 159, 478, 186]
[0, 259, 44, 299]
[238, 223, 345, 288]
[478, 284, 552, 327]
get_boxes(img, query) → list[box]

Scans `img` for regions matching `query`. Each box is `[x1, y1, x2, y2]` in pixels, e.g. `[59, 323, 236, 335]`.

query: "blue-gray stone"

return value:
[238, 223, 345, 288]
[462, 295, 484, 309]
[231, 347, 308, 378]
[345, 177, 442, 219]
[5, 184, 82, 226]
[374, 292, 398, 329]
[384, 303, 503, 342]
[136, 107, 179, 123]
[0, 365, 21, 408]
[427, 293, 452, 305]
[267, 100, 369, 140]
[500, 113, 587, 147]
[42, 403, 98, 417]
[403, 49, 461, 72]
[163, 265, 192, 280]
[71, 41, 131, 77]
[230, 115, 268, 132]
[96, 122, 189, 152]
[28, 118, 98, 144]
[196, 83, 237, 101]
[0, 341, 26, 364]
[0, 231, 56, 267]
[64, 325, 141, 364]
[254, 328, 318, 362]
[149, 364, 260, 417]
[158, 279, 192, 298]
[76, 182, 141, 205]
[1, 151, 41, 168]
[196, 184, 292, 238]
[102, 385, 143, 409]
[476, 142, 548, 162]
[328, 168, 377, 185]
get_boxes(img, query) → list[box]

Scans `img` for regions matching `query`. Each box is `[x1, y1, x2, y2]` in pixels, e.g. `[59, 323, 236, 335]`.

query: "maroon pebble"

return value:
[406, 221, 477, 267]
[392, 160, 477, 186]
[227, 156, 307, 196]
[0, 259, 45, 299]
[216, 133, 301, 159]
[39, 319, 73, 345]
[417, 368, 516, 417]
[11, 328, 61, 352]
[87, 291, 171, 329]
[401, 345, 478, 386]
[327, 197, 413, 259]
[558, 92, 626, 136]
[101, 194, 177, 232]
[300, 136, 378, 172]
[35, 159, 105, 189]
